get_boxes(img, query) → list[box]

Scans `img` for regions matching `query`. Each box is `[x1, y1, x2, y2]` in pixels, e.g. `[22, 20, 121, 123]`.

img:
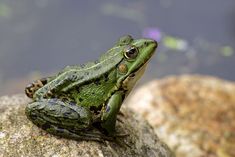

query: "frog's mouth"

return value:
[129, 62, 148, 78]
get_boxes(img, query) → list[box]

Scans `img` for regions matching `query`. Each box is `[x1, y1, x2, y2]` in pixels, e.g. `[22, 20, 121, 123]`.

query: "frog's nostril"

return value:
[154, 40, 158, 46]
[149, 40, 158, 49]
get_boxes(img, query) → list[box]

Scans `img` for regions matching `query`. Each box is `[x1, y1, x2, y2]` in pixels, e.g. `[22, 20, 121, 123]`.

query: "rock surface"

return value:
[0, 95, 174, 157]
[128, 75, 235, 157]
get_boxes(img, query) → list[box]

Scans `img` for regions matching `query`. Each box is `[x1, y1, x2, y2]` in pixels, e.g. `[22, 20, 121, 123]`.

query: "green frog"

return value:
[25, 35, 157, 141]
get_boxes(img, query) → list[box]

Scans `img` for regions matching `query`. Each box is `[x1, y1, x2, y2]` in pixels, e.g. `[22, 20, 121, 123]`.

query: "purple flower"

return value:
[142, 27, 162, 42]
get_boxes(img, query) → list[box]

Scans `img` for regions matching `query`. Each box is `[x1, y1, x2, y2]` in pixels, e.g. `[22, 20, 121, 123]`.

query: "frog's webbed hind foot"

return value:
[118, 110, 125, 117]
[25, 77, 49, 98]
[117, 116, 125, 124]
[44, 124, 115, 142]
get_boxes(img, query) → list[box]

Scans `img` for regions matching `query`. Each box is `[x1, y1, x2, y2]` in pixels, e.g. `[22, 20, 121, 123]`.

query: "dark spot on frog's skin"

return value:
[70, 75, 78, 81]
[90, 105, 102, 114]
[51, 88, 58, 93]
[79, 98, 83, 102]
[46, 91, 53, 97]
[63, 111, 72, 117]
[94, 60, 99, 64]
[102, 129, 109, 136]
[90, 106, 96, 111]
[80, 64, 85, 68]
[85, 72, 89, 76]
[41, 123, 51, 130]
[37, 84, 42, 88]
[29, 114, 38, 121]
[27, 87, 32, 92]
[144, 42, 149, 46]
[49, 95, 56, 99]
[62, 97, 68, 102]
[92, 122, 102, 130]
[121, 93, 126, 101]
[25, 84, 37, 98]
[25, 89, 33, 98]
[69, 101, 76, 106]
[105, 106, 110, 112]
[81, 81, 91, 87]
[40, 78, 48, 85]
[94, 78, 101, 85]
[55, 117, 62, 124]
[32, 80, 44, 88]
[76, 86, 80, 93]
[104, 73, 109, 82]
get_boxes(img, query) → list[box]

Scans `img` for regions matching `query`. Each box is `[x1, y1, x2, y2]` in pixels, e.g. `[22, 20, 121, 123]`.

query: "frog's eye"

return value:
[124, 46, 138, 60]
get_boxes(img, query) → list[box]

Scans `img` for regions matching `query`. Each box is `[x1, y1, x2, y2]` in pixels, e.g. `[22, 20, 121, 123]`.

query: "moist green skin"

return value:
[25, 35, 157, 142]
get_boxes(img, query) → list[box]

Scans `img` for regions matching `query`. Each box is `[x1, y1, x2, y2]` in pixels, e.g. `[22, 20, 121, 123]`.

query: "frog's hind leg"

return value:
[25, 77, 53, 98]
[25, 99, 112, 142]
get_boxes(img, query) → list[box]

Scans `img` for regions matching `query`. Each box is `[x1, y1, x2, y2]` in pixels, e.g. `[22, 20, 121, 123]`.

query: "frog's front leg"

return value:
[25, 99, 112, 141]
[101, 91, 125, 135]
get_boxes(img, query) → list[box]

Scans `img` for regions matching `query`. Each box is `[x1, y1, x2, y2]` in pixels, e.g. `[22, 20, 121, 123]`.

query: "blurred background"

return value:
[0, 0, 234, 96]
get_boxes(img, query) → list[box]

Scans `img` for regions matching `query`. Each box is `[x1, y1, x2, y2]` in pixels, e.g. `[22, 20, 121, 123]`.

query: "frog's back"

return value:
[59, 46, 123, 76]
[51, 46, 123, 107]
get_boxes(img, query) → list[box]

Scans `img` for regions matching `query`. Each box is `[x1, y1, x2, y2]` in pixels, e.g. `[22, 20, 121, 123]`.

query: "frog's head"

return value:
[115, 35, 158, 92]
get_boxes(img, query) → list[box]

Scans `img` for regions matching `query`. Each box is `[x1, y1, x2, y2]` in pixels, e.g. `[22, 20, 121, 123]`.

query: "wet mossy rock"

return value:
[0, 95, 174, 157]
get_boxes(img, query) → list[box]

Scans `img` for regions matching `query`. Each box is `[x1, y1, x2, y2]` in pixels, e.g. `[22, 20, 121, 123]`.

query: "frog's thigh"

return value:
[25, 99, 92, 133]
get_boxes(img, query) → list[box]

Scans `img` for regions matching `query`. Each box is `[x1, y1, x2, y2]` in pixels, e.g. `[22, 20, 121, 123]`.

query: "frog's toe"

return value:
[25, 84, 35, 98]
[44, 124, 112, 142]
[113, 132, 129, 138]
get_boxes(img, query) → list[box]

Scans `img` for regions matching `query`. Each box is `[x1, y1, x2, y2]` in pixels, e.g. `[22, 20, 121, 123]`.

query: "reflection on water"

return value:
[0, 0, 235, 95]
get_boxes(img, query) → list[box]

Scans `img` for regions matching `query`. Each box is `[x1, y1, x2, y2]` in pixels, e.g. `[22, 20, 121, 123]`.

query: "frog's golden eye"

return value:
[124, 46, 138, 59]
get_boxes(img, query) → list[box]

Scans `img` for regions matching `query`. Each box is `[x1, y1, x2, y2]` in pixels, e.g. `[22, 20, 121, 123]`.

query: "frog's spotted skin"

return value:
[25, 35, 157, 141]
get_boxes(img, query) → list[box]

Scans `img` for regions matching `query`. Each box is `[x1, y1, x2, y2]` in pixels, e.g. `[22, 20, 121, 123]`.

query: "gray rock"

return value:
[0, 94, 174, 157]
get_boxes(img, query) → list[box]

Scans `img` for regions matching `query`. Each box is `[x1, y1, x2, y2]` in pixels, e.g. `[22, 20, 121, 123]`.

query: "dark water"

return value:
[0, 0, 235, 95]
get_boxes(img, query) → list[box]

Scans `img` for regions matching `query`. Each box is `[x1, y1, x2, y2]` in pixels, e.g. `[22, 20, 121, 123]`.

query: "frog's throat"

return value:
[122, 63, 147, 93]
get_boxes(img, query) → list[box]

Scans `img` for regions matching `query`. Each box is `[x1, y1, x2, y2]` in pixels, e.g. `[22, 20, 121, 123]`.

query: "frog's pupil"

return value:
[129, 49, 135, 54]
[126, 47, 138, 59]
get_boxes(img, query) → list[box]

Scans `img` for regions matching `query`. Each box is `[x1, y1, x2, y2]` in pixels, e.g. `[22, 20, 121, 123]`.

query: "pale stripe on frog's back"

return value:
[58, 46, 123, 74]
[57, 46, 124, 92]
